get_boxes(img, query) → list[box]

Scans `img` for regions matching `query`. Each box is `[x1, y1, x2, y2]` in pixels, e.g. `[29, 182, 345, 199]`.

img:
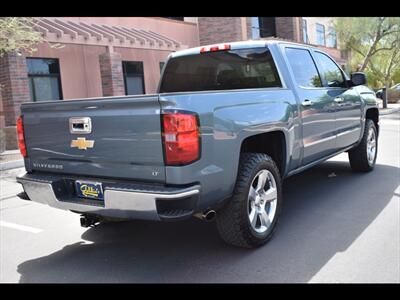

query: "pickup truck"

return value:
[16, 40, 379, 248]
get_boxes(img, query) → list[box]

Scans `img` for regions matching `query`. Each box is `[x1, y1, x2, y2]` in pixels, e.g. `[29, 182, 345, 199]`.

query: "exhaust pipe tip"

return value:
[80, 215, 100, 228]
[194, 210, 216, 222]
[204, 210, 216, 222]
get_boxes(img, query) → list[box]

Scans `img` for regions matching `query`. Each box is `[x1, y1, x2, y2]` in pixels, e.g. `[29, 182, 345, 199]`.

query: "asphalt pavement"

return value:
[1, 112, 399, 283]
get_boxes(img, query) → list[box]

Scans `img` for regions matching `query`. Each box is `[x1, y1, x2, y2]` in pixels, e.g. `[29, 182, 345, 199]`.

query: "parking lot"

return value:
[0, 112, 399, 283]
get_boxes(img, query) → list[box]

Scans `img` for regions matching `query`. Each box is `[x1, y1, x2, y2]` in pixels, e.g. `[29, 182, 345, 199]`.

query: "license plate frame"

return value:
[75, 180, 104, 201]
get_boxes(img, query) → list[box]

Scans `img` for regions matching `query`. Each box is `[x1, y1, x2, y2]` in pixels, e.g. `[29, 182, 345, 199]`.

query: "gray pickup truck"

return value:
[16, 40, 379, 248]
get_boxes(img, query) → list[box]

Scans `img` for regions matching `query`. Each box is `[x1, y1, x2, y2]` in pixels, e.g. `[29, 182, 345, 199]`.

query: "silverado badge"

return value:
[71, 137, 94, 150]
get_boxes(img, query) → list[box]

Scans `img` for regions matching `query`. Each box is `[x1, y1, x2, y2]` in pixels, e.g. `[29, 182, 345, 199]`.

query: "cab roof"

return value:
[170, 39, 318, 58]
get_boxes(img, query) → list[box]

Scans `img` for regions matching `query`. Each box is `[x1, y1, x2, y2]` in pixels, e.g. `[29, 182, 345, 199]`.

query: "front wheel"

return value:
[216, 153, 282, 248]
[348, 119, 378, 172]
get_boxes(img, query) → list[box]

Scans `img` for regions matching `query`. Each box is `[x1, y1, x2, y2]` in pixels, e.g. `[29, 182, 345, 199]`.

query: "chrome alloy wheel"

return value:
[367, 127, 377, 165]
[248, 169, 278, 234]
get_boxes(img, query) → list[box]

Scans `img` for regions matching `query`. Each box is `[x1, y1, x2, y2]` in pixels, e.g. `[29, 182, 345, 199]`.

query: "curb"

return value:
[0, 159, 24, 171]
[379, 107, 400, 115]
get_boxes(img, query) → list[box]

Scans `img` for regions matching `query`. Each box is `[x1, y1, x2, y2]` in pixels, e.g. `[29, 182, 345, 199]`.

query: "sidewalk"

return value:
[0, 150, 24, 171]
[377, 101, 400, 115]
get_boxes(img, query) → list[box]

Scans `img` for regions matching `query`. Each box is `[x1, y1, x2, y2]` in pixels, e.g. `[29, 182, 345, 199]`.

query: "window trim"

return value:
[159, 46, 288, 92]
[316, 23, 326, 46]
[26, 57, 63, 102]
[122, 61, 145, 95]
[158, 86, 290, 96]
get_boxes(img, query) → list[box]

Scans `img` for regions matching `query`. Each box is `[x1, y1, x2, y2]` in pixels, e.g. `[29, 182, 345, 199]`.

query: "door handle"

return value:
[302, 99, 313, 106]
[334, 97, 344, 103]
[69, 117, 92, 134]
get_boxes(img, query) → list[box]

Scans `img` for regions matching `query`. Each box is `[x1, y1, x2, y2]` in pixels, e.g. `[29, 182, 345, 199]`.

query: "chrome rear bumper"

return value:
[17, 173, 200, 221]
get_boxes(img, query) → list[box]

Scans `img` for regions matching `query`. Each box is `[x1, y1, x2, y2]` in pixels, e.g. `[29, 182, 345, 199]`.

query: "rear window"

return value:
[159, 47, 282, 93]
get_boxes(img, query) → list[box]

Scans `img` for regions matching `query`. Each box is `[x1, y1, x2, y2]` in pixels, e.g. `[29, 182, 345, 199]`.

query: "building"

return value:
[197, 17, 347, 68]
[0, 17, 347, 151]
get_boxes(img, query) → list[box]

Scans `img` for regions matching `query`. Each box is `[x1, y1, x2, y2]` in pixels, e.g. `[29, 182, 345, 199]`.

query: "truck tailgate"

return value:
[21, 95, 165, 183]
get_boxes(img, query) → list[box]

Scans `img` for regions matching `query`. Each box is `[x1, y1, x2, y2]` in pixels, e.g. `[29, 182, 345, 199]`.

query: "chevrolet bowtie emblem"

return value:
[71, 137, 94, 150]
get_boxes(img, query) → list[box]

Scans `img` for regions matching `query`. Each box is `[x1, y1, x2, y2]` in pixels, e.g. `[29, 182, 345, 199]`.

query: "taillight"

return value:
[162, 112, 200, 165]
[200, 44, 231, 53]
[16, 116, 27, 157]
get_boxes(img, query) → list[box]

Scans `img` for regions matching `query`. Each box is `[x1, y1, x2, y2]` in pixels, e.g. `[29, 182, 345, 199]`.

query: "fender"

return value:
[213, 100, 296, 182]
[355, 86, 380, 146]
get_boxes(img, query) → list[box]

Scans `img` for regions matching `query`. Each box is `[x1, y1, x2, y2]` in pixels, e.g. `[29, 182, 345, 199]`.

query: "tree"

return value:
[0, 17, 44, 57]
[392, 67, 400, 85]
[334, 17, 400, 72]
[368, 38, 400, 88]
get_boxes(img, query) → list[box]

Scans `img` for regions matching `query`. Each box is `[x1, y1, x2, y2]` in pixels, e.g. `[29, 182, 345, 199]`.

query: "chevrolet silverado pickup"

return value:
[16, 40, 379, 248]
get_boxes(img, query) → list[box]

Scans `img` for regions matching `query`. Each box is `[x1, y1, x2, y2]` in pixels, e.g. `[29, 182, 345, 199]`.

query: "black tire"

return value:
[348, 119, 378, 172]
[216, 153, 282, 248]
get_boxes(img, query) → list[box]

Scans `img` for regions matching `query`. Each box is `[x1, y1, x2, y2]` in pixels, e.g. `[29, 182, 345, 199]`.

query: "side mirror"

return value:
[351, 72, 367, 86]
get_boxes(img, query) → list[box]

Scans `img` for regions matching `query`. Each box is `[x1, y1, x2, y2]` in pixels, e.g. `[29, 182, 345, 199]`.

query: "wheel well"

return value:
[240, 131, 286, 176]
[366, 108, 379, 133]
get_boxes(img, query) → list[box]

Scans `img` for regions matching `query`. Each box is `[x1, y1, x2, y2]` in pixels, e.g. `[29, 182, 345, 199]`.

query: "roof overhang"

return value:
[32, 17, 187, 51]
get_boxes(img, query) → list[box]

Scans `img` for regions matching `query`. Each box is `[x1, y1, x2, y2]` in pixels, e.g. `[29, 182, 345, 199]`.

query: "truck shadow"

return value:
[17, 161, 399, 283]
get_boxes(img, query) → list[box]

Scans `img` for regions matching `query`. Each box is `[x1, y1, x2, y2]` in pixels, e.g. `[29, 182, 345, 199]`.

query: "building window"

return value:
[27, 58, 63, 102]
[164, 17, 184, 21]
[302, 19, 309, 43]
[258, 17, 276, 38]
[122, 61, 145, 95]
[316, 23, 326, 46]
[251, 17, 261, 39]
[327, 27, 337, 48]
[160, 62, 165, 74]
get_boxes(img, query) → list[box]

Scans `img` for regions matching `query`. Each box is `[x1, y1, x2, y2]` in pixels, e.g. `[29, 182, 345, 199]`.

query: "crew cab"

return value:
[16, 40, 379, 248]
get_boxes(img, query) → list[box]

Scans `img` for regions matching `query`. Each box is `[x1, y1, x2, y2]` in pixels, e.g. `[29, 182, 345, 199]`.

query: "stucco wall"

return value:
[25, 17, 200, 99]
[28, 43, 174, 98]
[116, 47, 171, 94]
[30, 43, 105, 99]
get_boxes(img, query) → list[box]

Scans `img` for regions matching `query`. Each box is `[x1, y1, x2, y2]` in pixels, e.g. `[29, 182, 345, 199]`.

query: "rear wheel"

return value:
[216, 153, 282, 248]
[348, 119, 378, 172]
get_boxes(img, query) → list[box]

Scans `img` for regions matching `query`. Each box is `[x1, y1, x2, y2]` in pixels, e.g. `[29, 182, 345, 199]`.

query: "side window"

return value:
[285, 48, 322, 88]
[314, 52, 345, 88]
